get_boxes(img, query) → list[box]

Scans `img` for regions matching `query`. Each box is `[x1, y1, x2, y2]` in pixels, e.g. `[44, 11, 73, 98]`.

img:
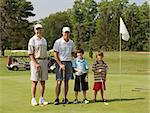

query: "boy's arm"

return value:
[86, 69, 89, 77]
[74, 68, 79, 72]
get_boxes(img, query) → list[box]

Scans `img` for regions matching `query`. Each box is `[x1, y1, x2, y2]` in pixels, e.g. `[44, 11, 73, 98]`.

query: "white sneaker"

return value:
[39, 97, 48, 105]
[82, 98, 89, 104]
[31, 98, 38, 106]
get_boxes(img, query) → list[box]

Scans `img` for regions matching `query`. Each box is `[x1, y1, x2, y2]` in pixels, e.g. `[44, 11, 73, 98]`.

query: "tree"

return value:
[41, 11, 72, 50]
[0, 0, 35, 56]
[70, 0, 98, 50]
[90, 0, 129, 51]
[124, 2, 150, 51]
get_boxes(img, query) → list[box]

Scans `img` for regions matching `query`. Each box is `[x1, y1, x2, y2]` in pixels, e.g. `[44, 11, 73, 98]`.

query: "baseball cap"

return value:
[62, 27, 70, 32]
[34, 24, 43, 30]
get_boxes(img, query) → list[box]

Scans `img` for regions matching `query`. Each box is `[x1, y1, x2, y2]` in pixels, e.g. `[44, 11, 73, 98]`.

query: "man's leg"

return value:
[56, 80, 62, 99]
[39, 81, 48, 105]
[65, 80, 69, 99]
[40, 81, 45, 97]
[32, 81, 38, 98]
[54, 80, 62, 105]
[31, 81, 38, 106]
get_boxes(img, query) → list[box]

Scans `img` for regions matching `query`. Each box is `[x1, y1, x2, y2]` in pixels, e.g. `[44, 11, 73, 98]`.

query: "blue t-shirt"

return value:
[72, 58, 89, 75]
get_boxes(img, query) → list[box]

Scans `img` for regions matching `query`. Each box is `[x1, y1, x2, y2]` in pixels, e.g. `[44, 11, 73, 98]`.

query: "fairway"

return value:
[0, 52, 149, 113]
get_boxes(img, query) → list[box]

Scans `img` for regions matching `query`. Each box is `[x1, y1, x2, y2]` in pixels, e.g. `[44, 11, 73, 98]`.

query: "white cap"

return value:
[34, 24, 43, 30]
[62, 27, 70, 32]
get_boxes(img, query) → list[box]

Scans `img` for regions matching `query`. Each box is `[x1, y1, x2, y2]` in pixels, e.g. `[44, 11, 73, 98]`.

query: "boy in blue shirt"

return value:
[72, 49, 89, 104]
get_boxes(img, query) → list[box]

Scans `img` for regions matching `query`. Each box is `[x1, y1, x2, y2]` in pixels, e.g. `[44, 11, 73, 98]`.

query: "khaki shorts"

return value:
[30, 59, 48, 81]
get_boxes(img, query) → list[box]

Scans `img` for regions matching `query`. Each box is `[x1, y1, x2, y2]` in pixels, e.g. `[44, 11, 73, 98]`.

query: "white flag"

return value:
[120, 17, 130, 41]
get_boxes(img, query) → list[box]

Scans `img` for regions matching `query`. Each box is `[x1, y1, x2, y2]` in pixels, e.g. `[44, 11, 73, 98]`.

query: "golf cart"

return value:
[48, 56, 56, 73]
[48, 49, 56, 73]
[7, 50, 30, 71]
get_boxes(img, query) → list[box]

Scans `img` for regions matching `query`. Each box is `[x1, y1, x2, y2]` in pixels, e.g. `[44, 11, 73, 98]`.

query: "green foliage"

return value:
[69, 0, 98, 50]
[0, 0, 35, 53]
[41, 11, 72, 49]
[1, 0, 149, 54]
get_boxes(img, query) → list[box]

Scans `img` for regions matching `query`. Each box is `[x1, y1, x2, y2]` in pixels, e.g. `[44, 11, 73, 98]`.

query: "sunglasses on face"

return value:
[36, 27, 42, 30]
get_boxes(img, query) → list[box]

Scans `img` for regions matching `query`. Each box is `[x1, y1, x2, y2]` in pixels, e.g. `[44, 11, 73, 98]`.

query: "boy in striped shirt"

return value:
[92, 51, 108, 102]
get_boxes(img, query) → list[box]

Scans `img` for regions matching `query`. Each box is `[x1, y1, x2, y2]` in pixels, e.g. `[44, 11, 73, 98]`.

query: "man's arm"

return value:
[29, 54, 40, 71]
[54, 51, 65, 70]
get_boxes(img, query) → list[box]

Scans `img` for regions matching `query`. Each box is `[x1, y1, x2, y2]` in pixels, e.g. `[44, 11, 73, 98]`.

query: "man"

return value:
[28, 23, 48, 106]
[53, 27, 74, 105]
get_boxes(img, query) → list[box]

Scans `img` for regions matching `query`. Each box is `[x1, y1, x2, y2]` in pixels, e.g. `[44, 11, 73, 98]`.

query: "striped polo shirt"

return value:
[92, 60, 108, 82]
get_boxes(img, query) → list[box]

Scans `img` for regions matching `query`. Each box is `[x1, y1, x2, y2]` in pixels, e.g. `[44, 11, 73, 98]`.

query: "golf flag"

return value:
[120, 17, 130, 41]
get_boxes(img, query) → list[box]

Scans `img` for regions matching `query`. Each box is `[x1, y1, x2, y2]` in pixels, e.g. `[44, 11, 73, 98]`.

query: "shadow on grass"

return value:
[89, 97, 145, 103]
[45, 97, 145, 106]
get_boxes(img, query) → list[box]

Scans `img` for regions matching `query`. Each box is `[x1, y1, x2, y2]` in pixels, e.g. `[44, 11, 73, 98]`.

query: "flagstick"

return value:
[119, 33, 122, 101]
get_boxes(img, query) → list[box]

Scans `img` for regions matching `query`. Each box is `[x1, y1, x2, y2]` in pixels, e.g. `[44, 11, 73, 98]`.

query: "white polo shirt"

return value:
[28, 35, 47, 59]
[53, 37, 74, 61]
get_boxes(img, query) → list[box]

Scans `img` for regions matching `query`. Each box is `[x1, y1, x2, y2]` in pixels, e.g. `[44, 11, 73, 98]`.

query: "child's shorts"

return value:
[93, 82, 106, 91]
[74, 73, 89, 91]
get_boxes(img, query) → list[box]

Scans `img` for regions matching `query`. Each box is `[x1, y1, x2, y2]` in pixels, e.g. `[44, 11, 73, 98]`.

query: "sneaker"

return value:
[102, 99, 107, 102]
[39, 97, 48, 105]
[73, 99, 78, 104]
[31, 98, 38, 106]
[54, 98, 59, 105]
[93, 99, 96, 103]
[62, 98, 69, 104]
[82, 98, 89, 104]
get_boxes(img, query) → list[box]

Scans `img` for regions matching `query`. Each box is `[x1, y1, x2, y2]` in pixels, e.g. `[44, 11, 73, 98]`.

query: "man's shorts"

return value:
[93, 82, 106, 91]
[55, 61, 73, 80]
[30, 59, 48, 81]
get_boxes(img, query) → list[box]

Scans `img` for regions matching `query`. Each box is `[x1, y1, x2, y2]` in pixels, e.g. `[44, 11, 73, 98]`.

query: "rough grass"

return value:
[0, 51, 149, 113]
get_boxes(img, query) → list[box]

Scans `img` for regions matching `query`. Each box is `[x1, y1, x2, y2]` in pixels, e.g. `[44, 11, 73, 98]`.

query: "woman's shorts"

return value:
[55, 61, 73, 80]
[74, 73, 89, 91]
[93, 82, 106, 91]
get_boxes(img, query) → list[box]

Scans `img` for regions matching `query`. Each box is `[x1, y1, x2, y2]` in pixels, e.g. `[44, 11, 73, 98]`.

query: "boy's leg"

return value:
[83, 91, 86, 99]
[100, 81, 106, 101]
[73, 91, 78, 104]
[82, 91, 89, 104]
[94, 90, 97, 101]
[100, 89, 104, 100]
[75, 91, 78, 99]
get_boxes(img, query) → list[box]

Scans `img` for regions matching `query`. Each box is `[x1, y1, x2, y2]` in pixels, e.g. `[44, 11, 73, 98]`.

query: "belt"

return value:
[36, 58, 47, 60]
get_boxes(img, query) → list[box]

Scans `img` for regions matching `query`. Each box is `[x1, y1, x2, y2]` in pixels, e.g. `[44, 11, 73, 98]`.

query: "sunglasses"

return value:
[36, 27, 42, 30]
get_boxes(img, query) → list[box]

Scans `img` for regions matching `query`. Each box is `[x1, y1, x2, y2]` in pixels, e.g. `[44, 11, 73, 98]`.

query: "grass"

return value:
[0, 51, 149, 113]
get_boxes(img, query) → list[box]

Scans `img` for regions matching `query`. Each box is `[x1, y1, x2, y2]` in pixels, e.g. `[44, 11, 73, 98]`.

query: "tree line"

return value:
[0, 0, 149, 56]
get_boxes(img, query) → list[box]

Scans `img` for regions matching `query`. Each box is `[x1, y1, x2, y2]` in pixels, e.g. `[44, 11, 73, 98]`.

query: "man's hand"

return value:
[60, 64, 65, 71]
[35, 63, 41, 71]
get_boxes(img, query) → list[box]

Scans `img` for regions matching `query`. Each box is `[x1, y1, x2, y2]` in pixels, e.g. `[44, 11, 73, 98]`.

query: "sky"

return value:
[27, 0, 148, 21]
